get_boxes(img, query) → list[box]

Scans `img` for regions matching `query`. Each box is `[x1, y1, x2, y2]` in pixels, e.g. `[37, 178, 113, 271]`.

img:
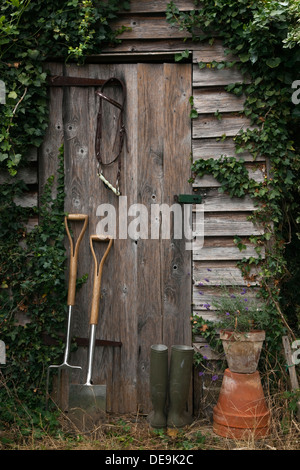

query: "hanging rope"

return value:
[95, 77, 127, 196]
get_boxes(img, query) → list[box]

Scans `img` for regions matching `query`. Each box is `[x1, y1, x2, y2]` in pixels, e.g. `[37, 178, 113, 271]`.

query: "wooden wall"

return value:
[104, 0, 265, 317]
[40, 60, 193, 414]
[8, 0, 265, 415]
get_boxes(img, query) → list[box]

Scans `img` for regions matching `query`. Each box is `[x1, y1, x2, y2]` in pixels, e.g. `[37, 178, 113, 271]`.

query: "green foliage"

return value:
[0, 63, 48, 175]
[212, 285, 270, 332]
[191, 314, 225, 375]
[167, 0, 300, 351]
[0, 148, 67, 423]
[188, 95, 198, 119]
[191, 315, 222, 351]
[0, 1, 128, 433]
[284, 389, 300, 415]
[190, 156, 255, 198]
[0, 0, 130, 174]
[283, 1, 300, 49]
[1, 0, 299, 432]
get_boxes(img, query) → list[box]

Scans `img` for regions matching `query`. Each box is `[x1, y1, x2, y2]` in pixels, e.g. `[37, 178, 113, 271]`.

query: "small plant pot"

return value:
[220, 330, 265, 374]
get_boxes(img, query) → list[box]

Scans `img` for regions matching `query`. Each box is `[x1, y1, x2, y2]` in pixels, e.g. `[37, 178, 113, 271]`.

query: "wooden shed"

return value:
[20, 1, 265, 416]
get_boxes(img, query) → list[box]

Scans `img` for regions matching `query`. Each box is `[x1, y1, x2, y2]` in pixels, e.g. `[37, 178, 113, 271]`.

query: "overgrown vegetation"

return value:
[0, 0, 129, 440]
[1, 411, 300, 450]
[0, 0, 130, 175]
[167, 0, 300, 368]
[0, 0, 300, 446]
[0, 147, 67, 435]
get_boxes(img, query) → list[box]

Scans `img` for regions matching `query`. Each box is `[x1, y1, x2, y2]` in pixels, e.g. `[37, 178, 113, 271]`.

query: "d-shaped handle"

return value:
[65, 214, 88, 306]
[89, 235, 113, 325]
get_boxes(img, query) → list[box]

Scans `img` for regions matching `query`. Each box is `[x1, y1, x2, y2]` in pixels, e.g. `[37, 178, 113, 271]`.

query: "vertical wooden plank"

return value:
[85, 63, 117, 413]
[63, 64, 90, 216]
[162, 63, 193, 413]
[135, 63, 192, 414]
[113, 64, 139, 413]
[282, 336, 299, 391]
[86, 63, 139, 413]
[136, 63, 165, 413]
[39, 62, 64, 199]
[162, 63, 192, 347]
[62, 64, 91, 390]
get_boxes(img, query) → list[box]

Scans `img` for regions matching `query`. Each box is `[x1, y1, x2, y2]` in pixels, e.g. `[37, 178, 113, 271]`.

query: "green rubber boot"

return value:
[167, 345, 194, 428]
[149, 344, 168, 429]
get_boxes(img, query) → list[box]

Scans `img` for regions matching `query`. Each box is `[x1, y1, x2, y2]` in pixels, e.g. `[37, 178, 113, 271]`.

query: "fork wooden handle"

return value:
[65, 214, 88, 306]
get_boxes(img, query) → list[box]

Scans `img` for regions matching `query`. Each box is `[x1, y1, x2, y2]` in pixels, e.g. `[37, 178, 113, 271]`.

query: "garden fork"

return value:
[46, 214, 88, 408]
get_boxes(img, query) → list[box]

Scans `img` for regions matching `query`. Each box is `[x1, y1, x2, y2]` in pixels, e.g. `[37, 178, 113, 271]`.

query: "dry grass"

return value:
[1, 366, 299, 451]
[1, 398, 299, 451]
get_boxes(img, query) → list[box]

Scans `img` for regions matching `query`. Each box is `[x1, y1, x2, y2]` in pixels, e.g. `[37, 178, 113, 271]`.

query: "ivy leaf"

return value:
[0, 153, 8, 162]
[8, 91, 17, 99]
[254, 77, 263, 86]
[284, 170, 294, 185]
[266, 57, 281, 68]
[28, 49, 40, 60]
[239, 53, 250, 62]
[175, 49, 190, 61]
[250, 52, 258, 64]
[181, 49, 190, 58]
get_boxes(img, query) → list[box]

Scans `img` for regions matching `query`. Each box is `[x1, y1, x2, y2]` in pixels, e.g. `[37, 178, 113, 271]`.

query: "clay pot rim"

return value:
[220, 329, 266, 341]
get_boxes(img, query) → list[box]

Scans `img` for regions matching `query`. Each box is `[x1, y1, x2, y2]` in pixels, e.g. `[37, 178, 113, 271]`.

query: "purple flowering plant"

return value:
[214, 285, 268, 332]
[194, 267, 269, 333]
[191, 269, 270, 371]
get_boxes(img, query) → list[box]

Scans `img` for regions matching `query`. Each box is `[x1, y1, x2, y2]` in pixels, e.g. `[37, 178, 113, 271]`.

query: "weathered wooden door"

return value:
[41, 62, 192, 413]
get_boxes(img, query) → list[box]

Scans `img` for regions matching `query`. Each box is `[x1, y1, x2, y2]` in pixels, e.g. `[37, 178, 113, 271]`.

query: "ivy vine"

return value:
[167, 1, 300, 359]
[0, 1, 129, 432]
[0, 147, 67, 426]
[0, 0, 130, 175]
[1, 0, 300, 431]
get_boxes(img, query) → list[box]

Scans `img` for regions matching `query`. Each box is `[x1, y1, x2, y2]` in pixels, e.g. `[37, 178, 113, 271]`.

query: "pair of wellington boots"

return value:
[149, 344, 194, 429]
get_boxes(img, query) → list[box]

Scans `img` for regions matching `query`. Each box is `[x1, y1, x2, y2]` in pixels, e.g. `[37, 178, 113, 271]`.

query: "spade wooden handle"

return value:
[89, 235, 113, 325]
[65, 214, 88, 305]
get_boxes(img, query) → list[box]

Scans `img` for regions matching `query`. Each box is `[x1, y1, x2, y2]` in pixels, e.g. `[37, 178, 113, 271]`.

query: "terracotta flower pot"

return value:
[220, 330, 265, 374]
[213, 368, 270, 439]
